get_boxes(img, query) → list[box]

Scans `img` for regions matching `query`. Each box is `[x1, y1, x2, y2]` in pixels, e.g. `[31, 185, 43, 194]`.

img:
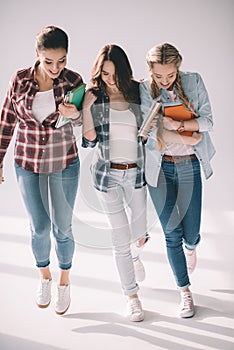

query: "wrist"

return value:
[177, 120, 185, 133]
[71, 110, 80, 120]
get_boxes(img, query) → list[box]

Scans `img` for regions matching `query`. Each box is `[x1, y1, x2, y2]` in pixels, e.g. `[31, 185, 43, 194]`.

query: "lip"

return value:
[49, 71, 60, 76]
[160, 83, 170, 88]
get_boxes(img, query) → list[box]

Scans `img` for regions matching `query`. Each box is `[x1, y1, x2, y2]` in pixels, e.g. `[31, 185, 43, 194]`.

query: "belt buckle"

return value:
[123, 162, 129, 170]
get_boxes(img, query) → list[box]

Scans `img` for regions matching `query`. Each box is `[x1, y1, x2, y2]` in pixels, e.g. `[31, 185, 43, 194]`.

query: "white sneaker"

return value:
[126, 298, 144, 322]
[36, 279, 52, 308]
[133, 257, 145, 282]
[178, 292, 195, 318]
[55, 284, 70, 315]
[185, 248, 197, 274]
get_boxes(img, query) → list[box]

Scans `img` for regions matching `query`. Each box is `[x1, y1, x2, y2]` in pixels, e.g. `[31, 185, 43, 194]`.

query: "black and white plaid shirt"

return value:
[82, 86, 146, 192]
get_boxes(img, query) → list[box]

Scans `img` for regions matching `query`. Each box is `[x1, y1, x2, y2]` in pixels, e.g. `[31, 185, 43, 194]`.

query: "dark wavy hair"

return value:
[36, 26, 68, 52]
[91, 44, 139, 104]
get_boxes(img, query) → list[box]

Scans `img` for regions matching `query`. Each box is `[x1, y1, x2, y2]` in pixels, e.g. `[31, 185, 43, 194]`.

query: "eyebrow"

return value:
[45, 56, 66, 61]
[154, 71, 176, 76]
[101, 69, 109, 73]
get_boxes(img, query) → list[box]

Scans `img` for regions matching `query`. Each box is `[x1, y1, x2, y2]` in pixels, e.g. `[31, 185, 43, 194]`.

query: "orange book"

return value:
[163, 103, 194, 136]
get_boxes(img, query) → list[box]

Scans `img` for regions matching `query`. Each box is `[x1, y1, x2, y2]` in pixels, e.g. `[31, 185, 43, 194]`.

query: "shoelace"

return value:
[57, 286, 67, 302]
[182, 294, 193, 311]
[39, 281, 50, 297]
[128, 300, 141, 314]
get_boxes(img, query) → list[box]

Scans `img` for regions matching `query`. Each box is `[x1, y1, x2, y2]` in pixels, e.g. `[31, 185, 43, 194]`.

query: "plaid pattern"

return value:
[82, 87, 146, 192]
[0, 62, 83, 173]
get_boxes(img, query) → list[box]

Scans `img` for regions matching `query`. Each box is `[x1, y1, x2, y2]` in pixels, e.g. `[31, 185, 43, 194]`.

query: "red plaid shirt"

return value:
[0, 62, 83, 173]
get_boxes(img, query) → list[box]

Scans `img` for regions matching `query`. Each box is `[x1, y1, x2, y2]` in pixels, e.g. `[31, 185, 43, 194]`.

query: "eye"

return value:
[59, 59, 66, 64]
[168, 74, 174, 78]
[102, 72, 109, 76]
[45, 61, 52, 65]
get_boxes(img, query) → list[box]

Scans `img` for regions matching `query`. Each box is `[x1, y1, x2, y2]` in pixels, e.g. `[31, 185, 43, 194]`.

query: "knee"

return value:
[30, 221, 51, 238]
[52, 223, 73, 241]
[113, 242, 131, 257]
[164, 228, 183, 248]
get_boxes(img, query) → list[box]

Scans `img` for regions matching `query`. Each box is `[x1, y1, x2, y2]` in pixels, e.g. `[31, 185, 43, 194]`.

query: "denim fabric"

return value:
[148, 157, 202, 289]
[15, 156, 80, 270]
[140, 72, 216, 186]
[98, 168, 147, 296]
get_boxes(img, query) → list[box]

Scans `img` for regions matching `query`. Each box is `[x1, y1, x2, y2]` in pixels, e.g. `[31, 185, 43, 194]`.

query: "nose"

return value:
[161, 77, 169, 85]
[108, 75, 115, 84]
[51, 62, 59, 72]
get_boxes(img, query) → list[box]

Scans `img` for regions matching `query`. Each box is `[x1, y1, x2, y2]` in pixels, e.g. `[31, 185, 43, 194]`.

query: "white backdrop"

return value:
[0, 0, 233, 218]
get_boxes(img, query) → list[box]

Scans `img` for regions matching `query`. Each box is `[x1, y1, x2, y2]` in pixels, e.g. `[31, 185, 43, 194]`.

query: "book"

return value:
[55, 83, 86, 128]
[162, 102, 194, 136]
[138, 101, 162, 138]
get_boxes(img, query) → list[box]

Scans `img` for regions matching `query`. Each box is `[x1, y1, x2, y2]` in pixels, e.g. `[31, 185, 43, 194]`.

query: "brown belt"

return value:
[163, 154, 197, 163]
[110, 162, 137, 170]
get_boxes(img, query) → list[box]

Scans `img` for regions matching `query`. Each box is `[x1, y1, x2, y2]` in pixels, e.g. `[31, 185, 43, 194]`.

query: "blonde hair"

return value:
[146, 43, 197, 150]
[146, 43, 196, 113]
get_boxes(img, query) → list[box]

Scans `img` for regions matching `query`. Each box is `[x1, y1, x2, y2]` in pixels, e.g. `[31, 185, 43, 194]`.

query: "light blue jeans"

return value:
[148, 156, 202, 289]
[98, 168, 147, 296]
[15, 157, 80, 270]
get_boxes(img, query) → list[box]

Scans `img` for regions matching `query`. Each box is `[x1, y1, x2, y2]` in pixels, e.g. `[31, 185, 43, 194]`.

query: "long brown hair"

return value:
[91, 44, 140, 104]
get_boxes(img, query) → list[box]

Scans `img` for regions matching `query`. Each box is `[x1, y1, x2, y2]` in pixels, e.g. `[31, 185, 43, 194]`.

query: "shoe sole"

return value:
[178, 310, 195, 318]
[55, 303, 70, 315]
[128, 314, 145, 322]
[128, 311, 145, 322]
[36, 301, 51, 309]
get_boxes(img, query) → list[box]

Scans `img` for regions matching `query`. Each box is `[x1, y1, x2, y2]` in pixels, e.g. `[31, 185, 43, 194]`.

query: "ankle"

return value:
[181, 288, 190, 293]
[39, 267, 52, 281]
[128, 294, 138, 300]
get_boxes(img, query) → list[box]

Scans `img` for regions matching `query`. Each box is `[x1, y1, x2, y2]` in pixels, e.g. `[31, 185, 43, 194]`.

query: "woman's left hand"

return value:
[58, 102, 80, 120]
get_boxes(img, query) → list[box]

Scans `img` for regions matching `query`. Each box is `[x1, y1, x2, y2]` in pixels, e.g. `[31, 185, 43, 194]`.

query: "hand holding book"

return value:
[162, 102, 194, 136]
[56, 83, 86, 128]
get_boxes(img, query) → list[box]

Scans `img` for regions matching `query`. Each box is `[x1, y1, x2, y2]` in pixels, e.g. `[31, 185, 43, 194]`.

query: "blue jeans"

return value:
[15, 157, 80, 270]
[148, 156, 202, 289]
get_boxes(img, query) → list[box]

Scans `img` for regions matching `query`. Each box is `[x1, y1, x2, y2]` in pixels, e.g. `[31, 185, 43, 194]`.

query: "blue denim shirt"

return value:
[140, 71, 216, 186]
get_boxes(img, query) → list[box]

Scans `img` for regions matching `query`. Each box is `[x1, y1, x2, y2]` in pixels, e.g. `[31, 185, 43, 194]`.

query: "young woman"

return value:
[82, 44, 148, 322]
[0, 26, 83, 315]
[140, 43, 215, 318]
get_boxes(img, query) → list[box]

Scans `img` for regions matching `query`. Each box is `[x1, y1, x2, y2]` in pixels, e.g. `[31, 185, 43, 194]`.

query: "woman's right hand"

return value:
[0, 168, 5, 184]
[190, 132, 203, 145]
[82, 90, 98, 110]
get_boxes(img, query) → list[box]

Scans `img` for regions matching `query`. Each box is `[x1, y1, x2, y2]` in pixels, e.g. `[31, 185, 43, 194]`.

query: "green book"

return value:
[64, 83, 86, 107]
[55, 83, 86, 128]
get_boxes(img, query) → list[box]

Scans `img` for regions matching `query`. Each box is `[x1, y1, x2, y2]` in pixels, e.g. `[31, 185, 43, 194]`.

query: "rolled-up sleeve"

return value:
[195, 73, 214, 133]
[82, 136, 98, 148]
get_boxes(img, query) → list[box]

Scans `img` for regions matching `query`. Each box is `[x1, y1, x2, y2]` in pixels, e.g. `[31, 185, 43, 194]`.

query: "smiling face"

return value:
[150, 62, 178, 90]
[101, 60, 118, 90]
[37, 48, 67, 79]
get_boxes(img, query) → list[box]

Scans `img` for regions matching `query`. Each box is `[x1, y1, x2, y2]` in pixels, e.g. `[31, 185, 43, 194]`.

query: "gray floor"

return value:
[0, 205, 234, 350]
